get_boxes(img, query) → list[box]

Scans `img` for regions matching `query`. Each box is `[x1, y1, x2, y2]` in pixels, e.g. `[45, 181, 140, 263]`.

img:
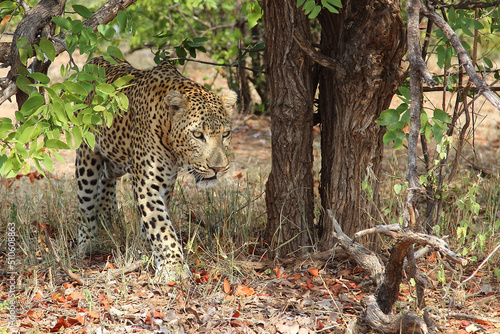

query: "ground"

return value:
[1, 53, 500, 333]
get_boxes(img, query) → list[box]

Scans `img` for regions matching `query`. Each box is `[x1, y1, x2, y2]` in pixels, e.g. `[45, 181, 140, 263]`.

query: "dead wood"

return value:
[448, 312, 500, 324]
[97, 260, 142, 280]
[330, 212, 385, 286]
[43, 228, 86, 286]
[327, 210, 465, 334]
[354, 224, 467, 266]
[359, 295, 429, 334]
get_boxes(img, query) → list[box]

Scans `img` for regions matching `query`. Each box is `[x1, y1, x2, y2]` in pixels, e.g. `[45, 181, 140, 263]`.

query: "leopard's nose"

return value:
[210, 166, 224, 174]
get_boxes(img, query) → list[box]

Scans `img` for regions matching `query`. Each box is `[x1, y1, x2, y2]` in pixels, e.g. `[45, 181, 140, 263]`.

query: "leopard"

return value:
[76, 56, 237, 280]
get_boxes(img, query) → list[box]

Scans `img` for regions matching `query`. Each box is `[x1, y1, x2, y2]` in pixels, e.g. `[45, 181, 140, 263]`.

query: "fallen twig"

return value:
[43, 229, 86, 286]
[97, 260, 142, 280]
[448, 312, 500, 324]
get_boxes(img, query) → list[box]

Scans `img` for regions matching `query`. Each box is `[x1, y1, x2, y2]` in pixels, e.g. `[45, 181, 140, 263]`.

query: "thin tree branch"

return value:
[405, 0, 425, 231]
[428, 0, 500, 10]
[168, 57, 264, 73]
[292, 29, 343, 75]
[421, 2, 500, 110]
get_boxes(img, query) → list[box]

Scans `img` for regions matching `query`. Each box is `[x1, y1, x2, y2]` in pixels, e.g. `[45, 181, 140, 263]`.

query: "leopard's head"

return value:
[165, 89, 237, 187]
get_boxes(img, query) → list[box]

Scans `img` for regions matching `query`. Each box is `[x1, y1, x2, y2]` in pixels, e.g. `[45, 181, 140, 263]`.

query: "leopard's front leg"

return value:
[131, 172, 188, 281]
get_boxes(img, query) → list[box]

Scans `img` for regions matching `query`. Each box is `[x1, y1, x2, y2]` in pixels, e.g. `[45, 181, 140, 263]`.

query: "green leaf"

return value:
[420, 111, 429, 127]
[64, 81, 88, 95]
[18, 125, 36, 144]
[29, 72, 50, 84]
[84, 131, 95, 148]
[52, 17, 72, 30]
[45, 139, 70, 150]
[16, 75, 32, 94]
[115, 92, 129, 111]
[70, 20, 84, 34]
[113, 75, 134, 88]
[0, 1, 16, 9]
[309, 5, 321, 18]
[39, 38, 56, 62]
[53, 101, 67, 122]
[377, 109, 400, 126]
[20, 94, 45, 115]
[98, 24, 116, 39]
[96, 83, 115, 95]
[397, 86, 411, 102]
[72, 4, 93, 19]
[72, 126, 83, 149]
[321, 0, 339, 13]
[327, 0, 342, 7]
[0, 118, 14, 134]
[248, 11, 262, 28]
[116, 10, 128, 32]
[432, 124, 443, 144]
[393, 137, 403, 150]
[433, 108, 450, 123]
[297, 0, 306, 7]
[448, 7, 456, 22]
[303, 0, 315, 14]
[42, 154, 53, 173]
[383, 130, 396, 145]
[15, 142, 29, 159]
[107, 45, 125, 60]
[483, 57, 493, 69]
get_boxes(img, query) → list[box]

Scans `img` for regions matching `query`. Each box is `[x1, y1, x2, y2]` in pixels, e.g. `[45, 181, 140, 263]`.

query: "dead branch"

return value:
[360, 295, 430, 334]
[328, 211, 385, 286]
[448, 313, 500, 324]
[97, 260, 142, 280]
[327, 210, 464, 333]
[421, 2, 500, 110]
[43, 229, 86, 286]
[355, 224, 467, 266]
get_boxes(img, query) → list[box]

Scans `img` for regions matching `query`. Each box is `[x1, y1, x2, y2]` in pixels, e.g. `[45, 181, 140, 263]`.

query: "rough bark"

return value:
[264, 0, 315, 258]
[317, 0, 406, 249]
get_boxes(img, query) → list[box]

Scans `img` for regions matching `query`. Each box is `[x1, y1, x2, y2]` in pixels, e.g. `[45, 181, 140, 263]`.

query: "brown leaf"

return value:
[51, 292, 66, 303]
[50, 317, 70, 332]
[307, 268, 319, 277]
[68, 291, 83, 301]
[230, 310, 242, 327]
[75, 313, 86, 325]
[223, 278, 231, 295]
[33, 291, 42, 301]
[235, 284, 255, 297]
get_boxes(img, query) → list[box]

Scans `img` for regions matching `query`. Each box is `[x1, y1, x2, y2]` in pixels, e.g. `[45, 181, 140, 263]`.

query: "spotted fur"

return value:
[76, 57, 237, 279]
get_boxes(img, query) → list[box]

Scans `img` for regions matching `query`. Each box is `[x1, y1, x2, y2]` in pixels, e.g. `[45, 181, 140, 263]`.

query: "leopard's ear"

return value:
[220, 90, 237, 117]
[164, 90, 188, 114]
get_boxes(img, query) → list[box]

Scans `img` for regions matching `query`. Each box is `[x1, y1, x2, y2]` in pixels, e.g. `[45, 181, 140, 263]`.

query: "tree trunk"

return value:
[264, 0, 315, 258]
[317, 0, 405, 249]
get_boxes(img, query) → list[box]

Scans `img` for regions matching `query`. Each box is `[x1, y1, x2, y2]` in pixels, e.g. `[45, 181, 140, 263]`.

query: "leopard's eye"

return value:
[192, 131, 204, 140]
[222, 131, 231, 139]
